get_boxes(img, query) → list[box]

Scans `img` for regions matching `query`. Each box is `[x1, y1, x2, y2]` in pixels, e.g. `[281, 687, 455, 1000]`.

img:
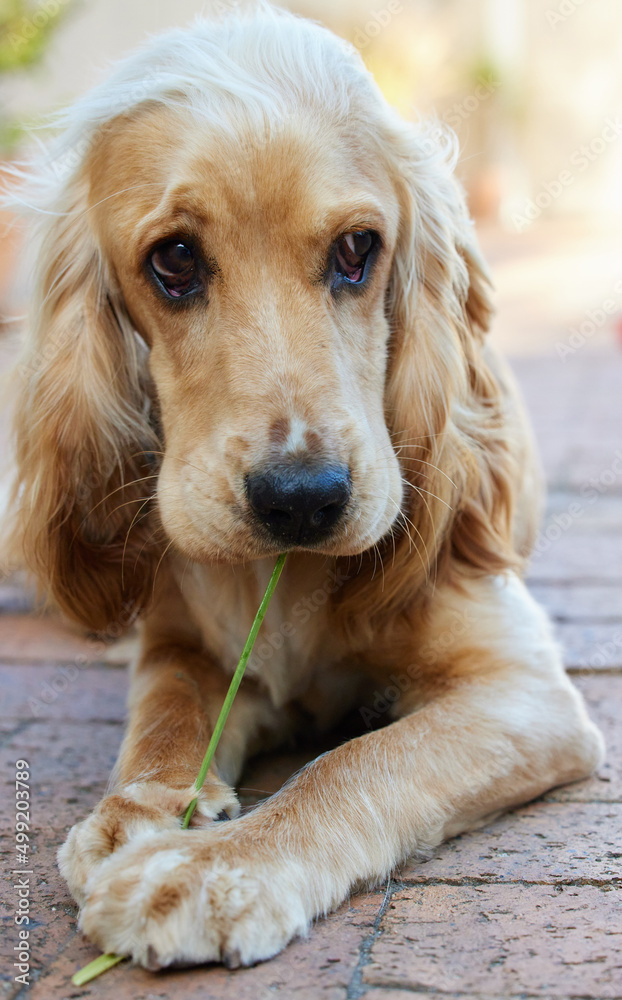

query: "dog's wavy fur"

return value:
[3, 4, 603, 970]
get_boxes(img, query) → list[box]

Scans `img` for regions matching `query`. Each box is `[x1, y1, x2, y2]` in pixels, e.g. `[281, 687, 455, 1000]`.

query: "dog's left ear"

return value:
[386, 127, 493, 380]
[455, 232, 494, 342]
[384, 125, 520, 583]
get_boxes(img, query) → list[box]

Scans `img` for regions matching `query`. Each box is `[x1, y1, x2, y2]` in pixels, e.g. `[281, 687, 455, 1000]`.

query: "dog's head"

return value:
[6, 7, 517, 631]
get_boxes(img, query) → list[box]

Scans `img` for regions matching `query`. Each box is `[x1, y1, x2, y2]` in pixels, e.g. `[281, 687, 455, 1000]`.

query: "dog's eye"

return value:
[335, 231, 374, 284]
[150, 241, 199, 298]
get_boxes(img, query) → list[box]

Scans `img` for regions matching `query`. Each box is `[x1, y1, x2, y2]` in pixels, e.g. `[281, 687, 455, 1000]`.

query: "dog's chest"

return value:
[175, 557, 349, 709]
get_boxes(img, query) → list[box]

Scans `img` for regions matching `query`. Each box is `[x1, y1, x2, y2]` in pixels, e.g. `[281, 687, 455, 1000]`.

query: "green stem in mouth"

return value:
[182, 551, 287, 828]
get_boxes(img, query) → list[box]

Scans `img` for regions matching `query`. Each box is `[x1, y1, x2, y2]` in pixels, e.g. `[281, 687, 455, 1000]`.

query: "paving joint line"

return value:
[361, 984, 622, 998]
[543, 797, 622, 804]
[0, 717, 35, 749]
[391, 874, 621, 889]
[527, 577, 622, 586]
[566, 666, 622, 675]
[2, 717, 125, 727]
[0, 657, 129, 668]
[346, 875, 395, 999]
[552, 616, 622, 624]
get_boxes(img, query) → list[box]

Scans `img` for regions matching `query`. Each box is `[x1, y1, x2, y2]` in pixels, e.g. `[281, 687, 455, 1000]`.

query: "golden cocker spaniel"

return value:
[4, 4, 603, 970]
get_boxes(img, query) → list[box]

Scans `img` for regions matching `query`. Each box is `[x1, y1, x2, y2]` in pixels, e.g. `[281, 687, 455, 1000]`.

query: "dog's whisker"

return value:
[397, 456, 458, 490]
[406, 485, 440, 594]
[133, 449, 209, 479]
[374, 542, 386, 590]
[411, 486, 453, 510]
[389, 429, 448, 445]
[103, 494, 155, 524]
[179, 555, 193, 595]
[151, 538, 176, 597]
[78, 474, 160, 524]
[121, 495, 157, 587]
[388, 523, 397, 568]
[387, 497, 431, 580]
[133, 523, 167, 572]
[375, 441, 459, 491]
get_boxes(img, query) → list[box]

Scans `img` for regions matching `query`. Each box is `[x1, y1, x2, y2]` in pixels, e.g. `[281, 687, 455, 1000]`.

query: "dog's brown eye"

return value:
[150, 241, 198, 298]
[335, 231, 374, 284]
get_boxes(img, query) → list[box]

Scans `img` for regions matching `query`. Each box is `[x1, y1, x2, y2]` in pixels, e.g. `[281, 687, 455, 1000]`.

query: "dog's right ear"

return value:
[6, 165, 161, 632]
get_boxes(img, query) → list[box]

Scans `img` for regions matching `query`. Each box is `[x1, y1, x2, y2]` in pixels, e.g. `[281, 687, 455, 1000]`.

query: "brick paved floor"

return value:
[1, 225, 621, 998]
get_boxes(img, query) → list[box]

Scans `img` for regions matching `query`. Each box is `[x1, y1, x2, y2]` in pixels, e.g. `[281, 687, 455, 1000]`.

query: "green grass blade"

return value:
[71, 953, 125, 985]
[182, 552, 287, 828]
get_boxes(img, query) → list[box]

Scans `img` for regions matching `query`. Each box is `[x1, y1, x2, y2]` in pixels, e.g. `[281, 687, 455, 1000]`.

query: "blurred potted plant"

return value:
[1, 0, 74, 148]
[0, 0, 74, 316]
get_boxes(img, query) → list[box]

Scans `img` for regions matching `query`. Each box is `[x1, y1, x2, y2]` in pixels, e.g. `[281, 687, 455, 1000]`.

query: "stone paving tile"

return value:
[0, 615, 136, 666]
[543, 492, 622, 531]
[364, 992, 613, 1000]
[529, 583, 622, 622]
[545, 675, 621, 804]
[0, 718, 27, 744]
[0, 663, 128, 722]
[0, 615, 107, 663]
[553, 449, 622, 495]
[363, 883, 622, 997]
[25, 889, 382, 1000]
[511, 353, 622, 489]
[400, 801, 622, 883]
[556, 622, 622, 670]
[0, 584, 36, 616]
[0, 721, 123, 829]
[0, 834, 78, 998]
[526, 532, 622, 584]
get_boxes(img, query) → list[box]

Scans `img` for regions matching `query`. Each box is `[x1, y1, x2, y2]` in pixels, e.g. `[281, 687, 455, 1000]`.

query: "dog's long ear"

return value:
[384, 125, 520, 594]
[334, 125, 520, 640]
[7, 168, 160, 631]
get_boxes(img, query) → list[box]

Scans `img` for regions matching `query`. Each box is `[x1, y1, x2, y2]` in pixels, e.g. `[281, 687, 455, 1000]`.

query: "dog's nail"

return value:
[224, 947, 242, 969]
[145, 945, 161, 971]
[216, 809, 231, 822]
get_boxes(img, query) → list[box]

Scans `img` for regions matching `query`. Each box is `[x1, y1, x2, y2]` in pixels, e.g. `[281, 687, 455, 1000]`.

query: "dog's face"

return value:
[10, 11, 504, 629]
[90, 105, 404, 563]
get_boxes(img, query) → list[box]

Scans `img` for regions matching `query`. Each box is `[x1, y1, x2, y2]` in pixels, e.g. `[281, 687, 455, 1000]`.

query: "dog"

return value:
[4, 3, 603, 970]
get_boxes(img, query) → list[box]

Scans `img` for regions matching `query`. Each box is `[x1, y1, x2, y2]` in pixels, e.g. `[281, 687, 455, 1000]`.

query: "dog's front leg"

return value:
[58, 574, 280, 906]
[76, 572, 603, 969]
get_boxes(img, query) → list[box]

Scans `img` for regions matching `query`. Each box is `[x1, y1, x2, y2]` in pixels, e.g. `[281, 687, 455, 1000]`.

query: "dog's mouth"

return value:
[156, 433, 404, 566]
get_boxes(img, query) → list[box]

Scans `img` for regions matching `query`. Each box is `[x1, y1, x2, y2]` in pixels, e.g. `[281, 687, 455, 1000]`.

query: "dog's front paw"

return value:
[59, 776, 239, 906]
[79, 826, 310, 968]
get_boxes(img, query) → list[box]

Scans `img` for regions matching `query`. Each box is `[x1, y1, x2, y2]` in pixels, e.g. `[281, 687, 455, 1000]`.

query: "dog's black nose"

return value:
[246, 462, 351, 545]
